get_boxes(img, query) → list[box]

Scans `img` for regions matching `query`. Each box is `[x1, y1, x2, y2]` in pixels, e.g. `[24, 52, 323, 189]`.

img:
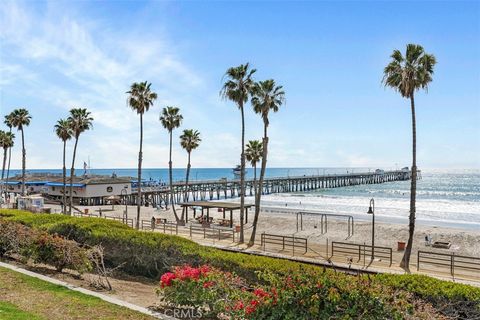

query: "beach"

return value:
[46, 202, 480, 259]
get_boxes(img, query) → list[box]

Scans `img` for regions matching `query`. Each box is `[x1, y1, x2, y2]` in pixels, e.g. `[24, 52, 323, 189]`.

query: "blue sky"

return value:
[0, 1, 479, 170]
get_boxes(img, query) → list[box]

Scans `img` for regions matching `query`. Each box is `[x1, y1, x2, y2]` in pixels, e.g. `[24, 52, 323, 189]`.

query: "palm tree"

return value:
[0, 131, 14, 200]
[10, 109, 31, 195]
[160, 106, 183, 222]
[4, 113, 15, 197]
[55, 119, 73, 214]
[245, 140, 263, 189]
[249, 79, 285, 246]
[127, 81, 157, 229]
[67, 108, 93, 215]
[179, 129, 201, 204]
[383, 44, 436, 272]
[220, 63, 256, 243]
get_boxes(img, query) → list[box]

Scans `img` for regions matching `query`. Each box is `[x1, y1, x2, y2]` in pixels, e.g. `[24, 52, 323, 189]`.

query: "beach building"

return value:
[5, 173, 133, 206]
[17, 195, 44, 212]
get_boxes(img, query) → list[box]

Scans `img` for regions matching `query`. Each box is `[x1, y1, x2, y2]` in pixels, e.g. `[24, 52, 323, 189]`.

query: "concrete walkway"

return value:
[0, 262, 175, 320]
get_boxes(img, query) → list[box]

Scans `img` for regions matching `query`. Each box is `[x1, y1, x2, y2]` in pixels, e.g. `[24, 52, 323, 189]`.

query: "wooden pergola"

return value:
[179, 201, 254, 228]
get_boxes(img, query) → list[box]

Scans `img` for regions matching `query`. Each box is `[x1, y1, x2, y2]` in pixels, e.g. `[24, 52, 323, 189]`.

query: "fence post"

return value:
[190, 225, 192, 238]
[417, 251, 420, 271]
[389, 248, 392, 267]
[293, 236, 295, 256]
[326, 238, 329, 258]
[451, 253, 455, 277]
[363, 242, 366, 267]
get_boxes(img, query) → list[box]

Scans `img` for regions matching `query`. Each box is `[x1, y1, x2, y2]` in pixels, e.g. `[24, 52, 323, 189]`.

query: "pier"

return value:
[124, 170, 417, 207]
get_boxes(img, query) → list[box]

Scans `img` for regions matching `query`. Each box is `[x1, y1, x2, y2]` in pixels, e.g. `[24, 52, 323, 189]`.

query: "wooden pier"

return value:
[123, 170, 416, 207]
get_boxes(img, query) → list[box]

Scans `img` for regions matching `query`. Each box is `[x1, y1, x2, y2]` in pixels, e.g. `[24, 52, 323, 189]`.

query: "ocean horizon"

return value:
[7, 167, 479, 230]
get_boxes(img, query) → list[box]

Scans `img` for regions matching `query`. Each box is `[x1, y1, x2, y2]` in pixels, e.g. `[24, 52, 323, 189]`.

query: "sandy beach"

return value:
[46, 203, 480, 259]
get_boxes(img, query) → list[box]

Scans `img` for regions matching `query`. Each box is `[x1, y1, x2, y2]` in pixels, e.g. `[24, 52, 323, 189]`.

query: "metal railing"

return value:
[331, 241, 392, 266]
[260, 233, 308, 255]
[417, 251, 480, 278]
[140, 220, 235, 242]
[72, 212, 134, 228]
[189, 224, 235, 242]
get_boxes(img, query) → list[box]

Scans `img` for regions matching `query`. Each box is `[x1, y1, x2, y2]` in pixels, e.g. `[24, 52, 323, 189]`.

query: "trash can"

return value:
[84, 208, 89, 214]
[397, 241, 406, 251]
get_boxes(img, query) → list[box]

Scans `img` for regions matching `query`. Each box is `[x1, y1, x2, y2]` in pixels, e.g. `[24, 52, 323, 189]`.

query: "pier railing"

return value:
[123, 169, 414, 206]
[417, 251, 480, 278]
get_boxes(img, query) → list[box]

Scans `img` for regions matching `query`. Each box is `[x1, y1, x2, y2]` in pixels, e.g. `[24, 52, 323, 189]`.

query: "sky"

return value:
[0, 1, 479, 170]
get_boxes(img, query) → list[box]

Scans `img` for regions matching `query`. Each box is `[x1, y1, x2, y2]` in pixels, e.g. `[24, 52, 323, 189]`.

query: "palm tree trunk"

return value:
[69, 136, 79, 215]
[136, 113, 143, 229]
[21, 128, 26, 196]
[169, 131, 179, 222]
[62, 140, 67, 214]
[239, 102, 246, 243]
[181, 151, 191, 220]
[401, 93, 417, 272]
[5, 128, 12, 201]
[253, 163, 257, 192]
[249, 120, 268, 246]
[1, 147, 6, 203]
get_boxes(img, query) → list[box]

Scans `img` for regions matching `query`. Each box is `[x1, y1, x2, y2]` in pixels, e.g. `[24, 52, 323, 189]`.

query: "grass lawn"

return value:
[0, 266, 155, 320]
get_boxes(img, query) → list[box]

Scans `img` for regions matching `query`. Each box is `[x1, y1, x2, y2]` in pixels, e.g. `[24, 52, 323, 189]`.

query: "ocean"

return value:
[8, 167, 480, 230]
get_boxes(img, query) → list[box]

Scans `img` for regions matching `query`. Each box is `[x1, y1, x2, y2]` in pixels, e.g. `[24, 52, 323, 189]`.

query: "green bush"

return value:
[1, 208, 479, 318]
[0, 218, 91, 273]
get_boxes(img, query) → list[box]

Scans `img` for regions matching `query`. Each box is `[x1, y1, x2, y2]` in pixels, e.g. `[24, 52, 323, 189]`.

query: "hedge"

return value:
[1, 209, 479, 316]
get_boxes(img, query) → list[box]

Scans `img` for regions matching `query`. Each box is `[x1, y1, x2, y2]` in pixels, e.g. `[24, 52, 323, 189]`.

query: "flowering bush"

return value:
[158, 266, 414, 319]
[158, 265, 251, 317]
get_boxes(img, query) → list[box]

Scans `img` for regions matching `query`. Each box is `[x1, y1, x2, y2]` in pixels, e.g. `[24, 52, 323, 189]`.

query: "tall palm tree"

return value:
[10, 109, 31, 195]
[160, 106, 183, 222]
[127, 81, 157, 229]
[0, 131, 14, 200]
[245, 140, 263, 189]
[55, 119, 73, 214]
[220, 63, 256, 243]
[383, 44, 436, 272]
[249, 79, 285, 246]
[0, 131, 7, 199]
[4, 113, 15, 197]
[67, 108, 93, 215]
[179, 129, 201, 204]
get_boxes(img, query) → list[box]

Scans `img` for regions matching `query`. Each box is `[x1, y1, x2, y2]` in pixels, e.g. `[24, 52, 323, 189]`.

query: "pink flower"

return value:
[203, 281, 214, 288]
[160, 272, 176, 287]
[253, 288, 269, 298]
[233, 301, 244, 310]
[199, 265, 210, 275]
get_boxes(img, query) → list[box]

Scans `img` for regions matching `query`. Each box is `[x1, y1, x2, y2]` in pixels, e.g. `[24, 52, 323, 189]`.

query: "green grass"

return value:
[0, 266, 153, 320]
[0, 301, 44, 320]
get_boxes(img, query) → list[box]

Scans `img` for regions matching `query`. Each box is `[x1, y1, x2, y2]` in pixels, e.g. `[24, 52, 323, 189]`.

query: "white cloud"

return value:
[0, 1, 207, 169]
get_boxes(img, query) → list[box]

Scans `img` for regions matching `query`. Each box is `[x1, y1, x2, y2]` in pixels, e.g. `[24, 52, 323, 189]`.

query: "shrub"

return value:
[158, 265, 251, 318]
[31, 233, 91, 273]
[158, 266, 411, 319]
[0, 217, 91, 274]
[1, 208, 479, 318]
